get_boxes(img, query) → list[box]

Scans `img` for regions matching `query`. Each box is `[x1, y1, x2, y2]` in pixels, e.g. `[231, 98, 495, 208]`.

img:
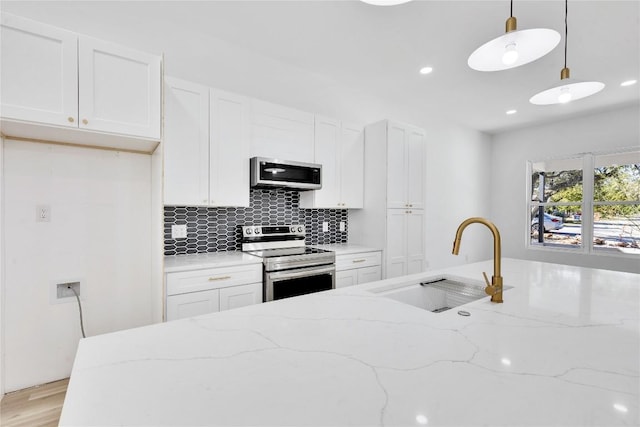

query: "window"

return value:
[527, 149, 639, 257]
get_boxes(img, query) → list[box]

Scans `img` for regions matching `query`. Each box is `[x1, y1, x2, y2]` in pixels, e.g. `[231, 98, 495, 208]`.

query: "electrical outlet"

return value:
[339, 221, 346, 232]
[36, 205, 51, 222]
[172, 224, 187, 239]
[57, 281, 81, 299]
[322, 221, 329, 232]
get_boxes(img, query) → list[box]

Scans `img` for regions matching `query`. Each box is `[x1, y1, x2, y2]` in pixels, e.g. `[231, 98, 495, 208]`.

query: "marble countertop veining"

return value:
[60, 259, 639, 426]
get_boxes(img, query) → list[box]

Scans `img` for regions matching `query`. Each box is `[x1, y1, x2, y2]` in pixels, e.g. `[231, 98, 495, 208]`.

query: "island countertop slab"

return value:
[60, 259, 639, 426]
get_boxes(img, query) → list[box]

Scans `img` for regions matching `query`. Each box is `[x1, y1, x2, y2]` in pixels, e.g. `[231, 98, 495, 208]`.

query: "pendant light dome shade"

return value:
[530, 71, 605, 105]
[468, 27, 561, 72]
[530, 0, 605, 105]
[360, 0, 412, 5]
[468, 2, 560, 72]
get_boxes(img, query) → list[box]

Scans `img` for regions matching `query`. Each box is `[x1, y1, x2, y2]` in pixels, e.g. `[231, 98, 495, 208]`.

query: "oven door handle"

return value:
[267, 265, 335, 280]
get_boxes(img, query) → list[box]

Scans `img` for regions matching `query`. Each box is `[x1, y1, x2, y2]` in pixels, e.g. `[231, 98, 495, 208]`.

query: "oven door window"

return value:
[269, 270, 334, 301]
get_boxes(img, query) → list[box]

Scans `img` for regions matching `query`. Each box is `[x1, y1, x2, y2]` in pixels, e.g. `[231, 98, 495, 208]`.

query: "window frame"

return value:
[526, 148, 639, 259]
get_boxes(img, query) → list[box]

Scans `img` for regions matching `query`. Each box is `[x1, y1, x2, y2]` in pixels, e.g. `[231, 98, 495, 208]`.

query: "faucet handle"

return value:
[482, 272, 497, 296]
[482, 271, 491, 287]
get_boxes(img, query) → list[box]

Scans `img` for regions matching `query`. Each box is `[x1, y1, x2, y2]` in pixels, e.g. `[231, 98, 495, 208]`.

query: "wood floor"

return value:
[0, 378, 68, 427]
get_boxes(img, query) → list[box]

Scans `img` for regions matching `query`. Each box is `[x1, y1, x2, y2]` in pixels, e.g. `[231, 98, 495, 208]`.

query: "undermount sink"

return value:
[371, 276, 512, 313]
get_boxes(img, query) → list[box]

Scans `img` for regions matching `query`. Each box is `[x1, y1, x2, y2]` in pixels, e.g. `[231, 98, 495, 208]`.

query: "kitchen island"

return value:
[59, 258, 639, 426]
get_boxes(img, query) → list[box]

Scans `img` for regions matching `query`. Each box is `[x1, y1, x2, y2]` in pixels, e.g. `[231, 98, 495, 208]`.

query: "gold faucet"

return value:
[452, 217, 504, 303]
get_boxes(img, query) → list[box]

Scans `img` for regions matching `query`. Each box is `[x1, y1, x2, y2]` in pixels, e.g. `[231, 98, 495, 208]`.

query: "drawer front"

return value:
[357, 265, 382, 285]
[166, 289, 220, 321]
[335, 251, 382, 271]
[166, 264, 262, 296]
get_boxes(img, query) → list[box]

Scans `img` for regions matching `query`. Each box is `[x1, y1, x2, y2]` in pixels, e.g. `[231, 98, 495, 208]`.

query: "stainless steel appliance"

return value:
[250, 157, 322, 190]
[242, 225, 335, 302]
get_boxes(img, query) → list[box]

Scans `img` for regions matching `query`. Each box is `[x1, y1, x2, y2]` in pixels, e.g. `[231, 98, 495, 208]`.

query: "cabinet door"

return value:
[386, 123, 408, 209]
[166, 289, 220, 321]
[386, 209, 408, 279]
[0, 13, 78, 127]
[336, 270, 358, 288]
[219, 283, 262, 311]
[311, 116, 341, 208]
[406, 128, 425, 209]
[407, 210, 425, 275]
[249, 99, 314, 163]
[357, 265, 382, 285]
[210, 89, 250, 207]
[340, 124, 364, 208]
[164, 77, 210, 206]
[78, 36, 161, 139]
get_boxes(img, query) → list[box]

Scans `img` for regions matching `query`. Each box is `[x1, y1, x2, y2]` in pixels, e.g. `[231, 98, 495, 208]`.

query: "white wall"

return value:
[0, 137, 4, 399]
[490, 104, 640, 274]
[2, 140, 154, 392]
[424, 124, 493, 269]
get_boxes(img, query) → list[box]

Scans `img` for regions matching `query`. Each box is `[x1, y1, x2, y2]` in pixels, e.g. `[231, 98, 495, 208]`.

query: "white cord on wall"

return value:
[69, 286, 86, 338]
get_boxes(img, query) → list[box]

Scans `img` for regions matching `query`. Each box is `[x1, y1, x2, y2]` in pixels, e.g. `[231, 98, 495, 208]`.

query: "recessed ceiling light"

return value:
[506, 109, 517, 115]
[613, 404, 628, 413]
[419, 67, 433, 75]
[621, 79, 637, 87]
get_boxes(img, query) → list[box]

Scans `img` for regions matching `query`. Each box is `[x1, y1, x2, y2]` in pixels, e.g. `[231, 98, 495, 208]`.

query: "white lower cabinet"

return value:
[335, 251, 382, 289]
[165, 264, 262, 321]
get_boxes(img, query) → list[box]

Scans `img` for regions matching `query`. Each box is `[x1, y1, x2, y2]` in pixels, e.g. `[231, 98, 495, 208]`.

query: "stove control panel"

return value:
[242, 225, 305, 238]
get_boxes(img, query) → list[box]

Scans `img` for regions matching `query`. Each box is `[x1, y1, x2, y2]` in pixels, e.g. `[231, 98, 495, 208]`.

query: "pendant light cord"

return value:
[564, 0, 568, 69]
[510, 0, 513, 17]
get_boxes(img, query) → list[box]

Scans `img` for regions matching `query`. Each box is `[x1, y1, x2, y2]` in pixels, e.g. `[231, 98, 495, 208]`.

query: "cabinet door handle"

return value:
[82, 119, 88, 125]
[352, 259, 366, 263]
[67, 117, 75, 123]
[208, 276, 231, 281]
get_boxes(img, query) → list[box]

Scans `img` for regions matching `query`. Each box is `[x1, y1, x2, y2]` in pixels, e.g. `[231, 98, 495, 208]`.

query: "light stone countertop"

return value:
[312, 243, 382, 255]
[164, 251, 262, 273]
[60, 258, 639, 426]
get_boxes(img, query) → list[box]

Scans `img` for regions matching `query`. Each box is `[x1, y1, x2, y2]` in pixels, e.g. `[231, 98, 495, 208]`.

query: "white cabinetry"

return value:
[335, 251, 382, 288]
[249, 99, 314, 163]
[78, 36, 161, 139]
[0, 13, 161, 151]
[349, 120, 427, 279]
[299, 117, 364, 209]
[386, 209, 425, 278]
[386, 122, 425, 209]
[165, 264, 262, 321]
[164, 76, 250, 207]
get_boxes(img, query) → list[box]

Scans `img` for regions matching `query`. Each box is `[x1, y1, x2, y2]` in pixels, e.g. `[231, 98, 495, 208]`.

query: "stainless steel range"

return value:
[241, 225, 335, 302]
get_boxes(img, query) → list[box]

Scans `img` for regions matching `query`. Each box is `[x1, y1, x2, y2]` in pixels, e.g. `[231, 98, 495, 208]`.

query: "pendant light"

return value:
[530, 0, 604, 105]
[468, 0, 560, 72]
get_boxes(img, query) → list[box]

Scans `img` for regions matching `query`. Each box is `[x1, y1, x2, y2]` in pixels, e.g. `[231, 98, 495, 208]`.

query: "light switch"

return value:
[172, 224, 187, 239]
[322, 221, 329, 232]
[339, 221, 346, 232]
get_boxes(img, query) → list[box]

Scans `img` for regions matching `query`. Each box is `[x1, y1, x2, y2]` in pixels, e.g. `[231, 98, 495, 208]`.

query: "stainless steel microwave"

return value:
[250, 157, 322, 191]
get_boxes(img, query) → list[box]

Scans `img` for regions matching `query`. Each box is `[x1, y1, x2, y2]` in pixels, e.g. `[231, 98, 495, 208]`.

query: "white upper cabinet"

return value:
[164, 77, 250, 207]
[78, 36, 161, 139]
[387, 122, 425, 209]
[0, 13, 161, 150]
[209, 89, 250, 207]
[299, 117, 364, 209]
[164, 77, 210, 206]
[249, 99, 314, 163]
[0, 13, 78, 127]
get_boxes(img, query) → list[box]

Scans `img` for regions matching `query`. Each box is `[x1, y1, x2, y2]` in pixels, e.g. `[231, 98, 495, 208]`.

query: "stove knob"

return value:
[290, 226, 296, 232]
[246, 228, 252, 235]
[297, 226, 303, 232]
[254, 228, 261, 234]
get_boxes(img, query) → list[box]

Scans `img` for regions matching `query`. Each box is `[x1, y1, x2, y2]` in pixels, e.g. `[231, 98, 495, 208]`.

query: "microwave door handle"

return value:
[268, 265, 334, 280]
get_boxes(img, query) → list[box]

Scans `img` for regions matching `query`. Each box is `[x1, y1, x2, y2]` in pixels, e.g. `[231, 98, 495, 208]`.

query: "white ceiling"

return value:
[3, 0, 638, 134]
